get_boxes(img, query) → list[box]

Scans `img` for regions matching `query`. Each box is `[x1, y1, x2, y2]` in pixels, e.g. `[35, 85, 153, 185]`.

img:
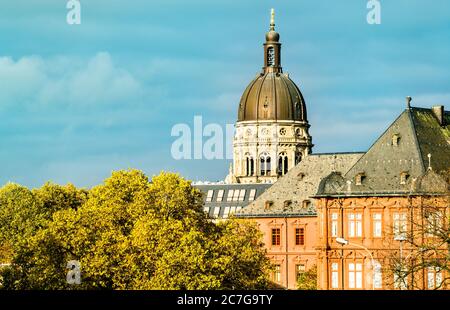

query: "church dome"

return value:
[237, 72, 307, 122]
[237, 9, 307, 123]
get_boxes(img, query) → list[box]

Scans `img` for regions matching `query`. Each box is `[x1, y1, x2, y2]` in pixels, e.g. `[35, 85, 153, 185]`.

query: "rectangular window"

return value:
[226, 190, 234, 202]
[248, 189, 256, 201]
[373, 262, 382, 289]
[331, 263, 339, 289]
[273, 265, 281, 283]
[229, 206, 236, 215]
[296, 264, 306, 282]
[426, 212, 442, 237]
[271, 228, 281, 246]
[213, 207, 220, 218]
[216, 190, 224, 202]
[427, 267, 442, 290]
[295, 228, 305, 246]
[222, 206, 230, 219]
[348, 213, 362, 237]
[348, 263, 362, 289]
[348, 214, 355, 237]
[331, 213, 338, 237]
[393, 213, 407, 239]
[394, 273, 407, 290]
[356, 214, 362, 237]
[238, 189, 246, 201]
[232, 189, 240, 202]
[206, 190, 214, 202]
[373, 213, 382, 238]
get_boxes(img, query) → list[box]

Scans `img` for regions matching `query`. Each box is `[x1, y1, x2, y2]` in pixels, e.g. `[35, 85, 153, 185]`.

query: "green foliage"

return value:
[0, 170, 271, 290]
[296, 265, 317, 290]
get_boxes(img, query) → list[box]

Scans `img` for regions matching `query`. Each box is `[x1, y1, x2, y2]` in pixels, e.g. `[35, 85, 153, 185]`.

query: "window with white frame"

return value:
[331, 262, 339, 289]
[216, 190, 224, 202]
[213, 207, 220, 218]
[238, 189, 246, 201]
[226, 190, 234, 202]
[348, 263, 363, 289]
[222, 206, 231, 219]
[229, 206, 236, 215]
[248, 189, 256, 201]
[373, 213, 382, 238]
[373, 261, 382, 289]
[295, 264, 305, 282]
[393, 212, 407, 239]
[206, 190, 214, 202]
[426, 211, 442, 237]
[273, 265, 281, 283]
[232, 189, 240, 202]
[348, 213, 362, 237]
[427, 267, 443, 290]
[331, 213, 338, 237]
[394, 272, 407, 290]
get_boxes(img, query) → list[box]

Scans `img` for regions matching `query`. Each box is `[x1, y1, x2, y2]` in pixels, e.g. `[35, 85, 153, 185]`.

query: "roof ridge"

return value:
[407, 109, 427, 173]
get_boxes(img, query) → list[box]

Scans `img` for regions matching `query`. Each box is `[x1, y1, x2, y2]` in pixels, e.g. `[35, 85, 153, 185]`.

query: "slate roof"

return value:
[316, 107, 450, 197]
[235, 152, 364, 218]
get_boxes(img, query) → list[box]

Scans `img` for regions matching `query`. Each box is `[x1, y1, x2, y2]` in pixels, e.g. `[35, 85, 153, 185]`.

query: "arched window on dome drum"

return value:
[295, 152, 302, 165]
[245, 154, 255, 176]
[278, 152, 288, 176]
[246, 157, 250, 176]
[260, 152, 271, 176]
[278, 157, 282, 176]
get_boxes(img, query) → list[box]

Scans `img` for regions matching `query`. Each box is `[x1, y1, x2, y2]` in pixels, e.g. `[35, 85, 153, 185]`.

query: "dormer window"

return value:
[400, 171, 409, 185]
[284, 200, 292, 210]
[392, 134, 401, 146]
[355, 172, 366, 186]
[265, 200, 274, 210]
[302, 200, 311, 209]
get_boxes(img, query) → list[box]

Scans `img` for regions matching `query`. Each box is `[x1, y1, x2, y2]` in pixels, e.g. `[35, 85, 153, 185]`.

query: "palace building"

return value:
[314, 104, 450, 290]
[195, 9, 449, 290]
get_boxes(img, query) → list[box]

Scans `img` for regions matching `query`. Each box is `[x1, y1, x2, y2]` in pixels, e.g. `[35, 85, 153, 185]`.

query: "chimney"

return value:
[431, 105, 445, 126]
[406, 96, 412, 109]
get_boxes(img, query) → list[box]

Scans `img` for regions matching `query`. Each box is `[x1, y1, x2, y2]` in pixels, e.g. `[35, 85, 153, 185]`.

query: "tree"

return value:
[1, 170, 271, 290]
[296, 265, 317, 290]
[386, 170, 450, 290]
[0, 182, 88, 289]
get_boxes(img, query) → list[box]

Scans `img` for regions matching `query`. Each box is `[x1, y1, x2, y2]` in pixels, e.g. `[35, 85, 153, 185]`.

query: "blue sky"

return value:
[1, 0, 449, 188]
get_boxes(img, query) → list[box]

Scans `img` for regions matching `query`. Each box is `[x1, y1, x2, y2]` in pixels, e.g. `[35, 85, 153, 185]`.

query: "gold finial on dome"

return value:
[270, 8, 275, 30]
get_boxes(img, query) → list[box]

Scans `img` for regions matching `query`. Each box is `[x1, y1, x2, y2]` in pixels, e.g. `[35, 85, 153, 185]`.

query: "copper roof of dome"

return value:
[237, 73, 307, 122]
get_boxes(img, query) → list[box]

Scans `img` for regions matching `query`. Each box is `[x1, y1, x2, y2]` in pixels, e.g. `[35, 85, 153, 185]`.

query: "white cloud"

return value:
[0, 52, 143, 108]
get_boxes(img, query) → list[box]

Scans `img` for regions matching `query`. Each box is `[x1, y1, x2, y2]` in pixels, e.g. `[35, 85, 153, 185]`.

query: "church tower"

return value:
[231, 9, 313, 184]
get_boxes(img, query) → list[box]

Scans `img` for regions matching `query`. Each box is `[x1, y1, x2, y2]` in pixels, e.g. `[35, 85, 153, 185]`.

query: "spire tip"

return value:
[270, 8, 275, 30]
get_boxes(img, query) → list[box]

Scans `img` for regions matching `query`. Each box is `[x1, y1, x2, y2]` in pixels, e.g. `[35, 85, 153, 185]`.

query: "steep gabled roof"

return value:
[236, 152, 363, 217]
[316, 107, 450, 196]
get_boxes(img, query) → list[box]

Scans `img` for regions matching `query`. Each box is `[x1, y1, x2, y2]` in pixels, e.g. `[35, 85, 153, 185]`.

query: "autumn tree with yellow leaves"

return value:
[0, 170, 271, 290]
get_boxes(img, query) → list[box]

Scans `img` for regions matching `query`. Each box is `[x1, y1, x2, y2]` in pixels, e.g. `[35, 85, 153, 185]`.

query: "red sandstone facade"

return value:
[253, 216, 317, 289]
[316, 195, 449, 290]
